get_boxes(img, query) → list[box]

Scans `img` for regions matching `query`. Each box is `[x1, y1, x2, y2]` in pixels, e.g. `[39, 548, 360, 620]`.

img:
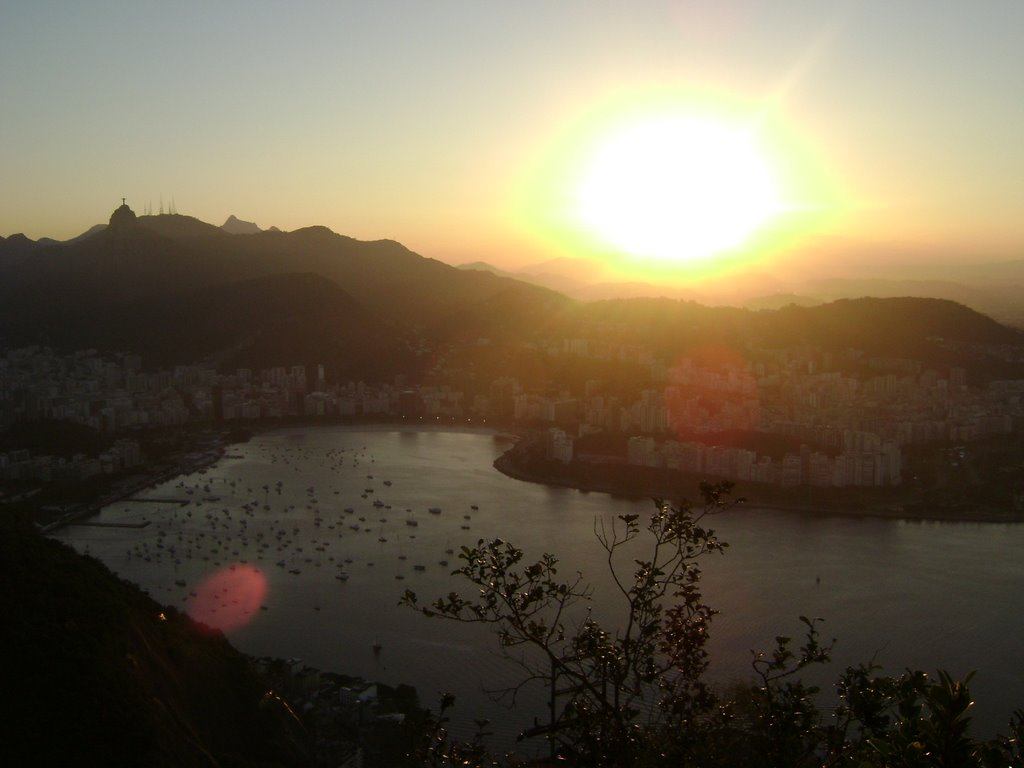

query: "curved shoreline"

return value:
[41, 422, 513, 532]
[146, 425, 1024, 527]
[40, 421, 1021, 530]
[492, 451, 1024, 525]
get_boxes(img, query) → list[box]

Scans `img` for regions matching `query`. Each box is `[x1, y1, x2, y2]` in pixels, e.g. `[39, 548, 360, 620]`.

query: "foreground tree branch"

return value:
[401, 482, 1024, 768]
[402, 481, 738, 765]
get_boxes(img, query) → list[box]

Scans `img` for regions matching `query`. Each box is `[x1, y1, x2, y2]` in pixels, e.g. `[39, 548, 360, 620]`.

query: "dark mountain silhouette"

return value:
[2, 205, 1019, 378]
[0, 232, 39, 257]
[0, 205, 571, 368]
[790, 277, 1024, 325]
[65, 222, 108, 243]
[35, 223, 111, 247]
[754, 296, 1019, 351]
[221, 214, 263, 234]
[87, 273, 405, 375]
[138, 212, 228, 239]
[564, 296, 1021, 376]
[459, 252, 1024, 328]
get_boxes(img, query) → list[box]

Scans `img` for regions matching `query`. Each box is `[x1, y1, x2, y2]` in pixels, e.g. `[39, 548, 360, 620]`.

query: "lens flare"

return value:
[188, 563, 268, 633]
[664, 344, 761, 440]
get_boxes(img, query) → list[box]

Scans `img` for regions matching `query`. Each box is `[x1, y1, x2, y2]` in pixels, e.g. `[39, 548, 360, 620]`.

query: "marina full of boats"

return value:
[59, 432, 488, 635]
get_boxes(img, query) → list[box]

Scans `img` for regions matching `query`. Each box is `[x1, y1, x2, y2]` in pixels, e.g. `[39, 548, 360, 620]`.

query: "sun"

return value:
[510, 90, 840, 279]
[574, 113, 784, 266]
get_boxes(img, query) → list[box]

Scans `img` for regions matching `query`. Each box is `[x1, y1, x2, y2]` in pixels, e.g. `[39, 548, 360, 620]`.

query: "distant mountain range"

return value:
[1, 204, 1020, 377]
[458, 253, 1024, 328]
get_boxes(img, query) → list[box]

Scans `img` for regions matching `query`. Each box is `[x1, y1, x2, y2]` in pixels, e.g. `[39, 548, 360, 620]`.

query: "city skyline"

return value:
[3, 1, 1023, 284]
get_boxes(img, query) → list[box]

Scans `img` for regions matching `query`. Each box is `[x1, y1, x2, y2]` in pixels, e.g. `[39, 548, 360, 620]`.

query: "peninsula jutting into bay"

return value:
[4, 204, 1024, 526]
[43, 425, 1024, 760]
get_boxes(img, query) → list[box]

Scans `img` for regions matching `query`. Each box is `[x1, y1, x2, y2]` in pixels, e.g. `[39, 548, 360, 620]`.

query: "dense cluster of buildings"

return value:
[0, 436, 141, 483]
[2, 338, 1023, 490]
[614, 432, 900, 488]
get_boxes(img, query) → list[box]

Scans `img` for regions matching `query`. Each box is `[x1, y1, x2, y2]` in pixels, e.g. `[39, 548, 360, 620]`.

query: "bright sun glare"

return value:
[514, 90, 838, 280]
[575, 114, 783, 266]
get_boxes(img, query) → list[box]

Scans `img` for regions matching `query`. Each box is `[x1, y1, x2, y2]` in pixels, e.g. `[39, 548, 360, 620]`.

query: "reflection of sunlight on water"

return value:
[189, 563, 268, 632]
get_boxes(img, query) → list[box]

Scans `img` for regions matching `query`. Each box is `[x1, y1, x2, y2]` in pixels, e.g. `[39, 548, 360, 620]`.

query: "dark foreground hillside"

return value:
[0, 510, 312, 767]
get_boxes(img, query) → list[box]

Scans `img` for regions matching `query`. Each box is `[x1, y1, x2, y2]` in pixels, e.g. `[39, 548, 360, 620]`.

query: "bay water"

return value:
[54, 426, 1024, 754]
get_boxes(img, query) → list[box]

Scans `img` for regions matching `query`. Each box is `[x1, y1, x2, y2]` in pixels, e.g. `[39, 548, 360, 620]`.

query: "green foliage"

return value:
[412, 693, 515, 768]
[743, 616, 836, 767]
[403, 481, 735, 766]
[403, 483, 1024, 767]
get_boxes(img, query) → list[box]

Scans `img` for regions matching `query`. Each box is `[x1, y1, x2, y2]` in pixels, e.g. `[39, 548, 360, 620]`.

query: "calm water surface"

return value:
[55, 426, 1024, 750]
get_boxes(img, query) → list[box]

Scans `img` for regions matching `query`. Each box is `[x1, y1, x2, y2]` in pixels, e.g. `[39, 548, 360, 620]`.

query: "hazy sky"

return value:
[2, 1, 1023, 279]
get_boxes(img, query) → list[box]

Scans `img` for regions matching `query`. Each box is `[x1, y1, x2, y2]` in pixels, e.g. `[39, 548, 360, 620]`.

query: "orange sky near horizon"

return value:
[2, 1, 1023, 281]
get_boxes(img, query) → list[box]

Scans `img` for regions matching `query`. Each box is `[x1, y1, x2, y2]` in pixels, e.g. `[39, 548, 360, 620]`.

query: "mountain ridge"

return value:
[2, 205, 1019, 377]
[221, 214, 263, 234]
[458, 254, 1024, 326]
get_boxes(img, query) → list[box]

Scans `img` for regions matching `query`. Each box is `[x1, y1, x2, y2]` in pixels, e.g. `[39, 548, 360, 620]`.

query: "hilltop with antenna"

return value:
[142, 194, 177, 216]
